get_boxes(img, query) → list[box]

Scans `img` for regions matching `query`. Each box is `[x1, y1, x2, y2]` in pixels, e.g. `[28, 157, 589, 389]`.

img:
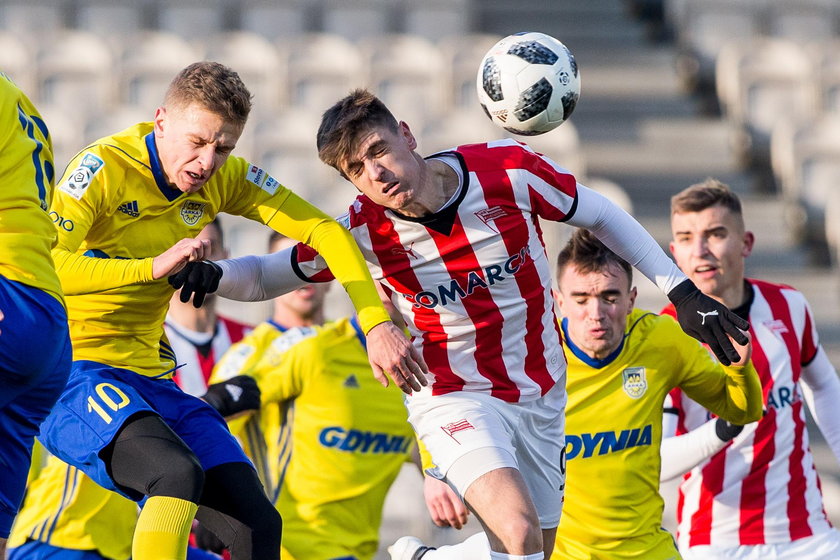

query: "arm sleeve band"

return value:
[799, 346, 840, 463]
[660, 420, 729, 482]
[215, 247, 305, 302]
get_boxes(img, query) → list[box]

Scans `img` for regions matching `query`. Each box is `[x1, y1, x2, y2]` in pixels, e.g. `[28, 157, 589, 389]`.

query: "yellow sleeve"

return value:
[416, 437, 435, 473]
[676, 332, 763, 425]
[50, 152, 154, 294]
[264, 192, 390, 334]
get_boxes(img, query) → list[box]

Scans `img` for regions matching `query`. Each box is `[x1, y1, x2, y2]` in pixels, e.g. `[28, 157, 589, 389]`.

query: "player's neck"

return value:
[399, 159, 459, 218]
[168, 302, 217, 333]
[717, 279, 747, 310]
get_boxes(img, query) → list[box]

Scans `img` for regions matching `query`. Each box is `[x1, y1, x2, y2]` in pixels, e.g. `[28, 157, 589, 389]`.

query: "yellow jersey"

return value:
[218, 317, 414, 560]
[211, 320, 321, 494]
[553, 309, 761, 560]
[50, 122, 389, 377]
[0, 73, 62, 303]
[8, 455, 136, 560]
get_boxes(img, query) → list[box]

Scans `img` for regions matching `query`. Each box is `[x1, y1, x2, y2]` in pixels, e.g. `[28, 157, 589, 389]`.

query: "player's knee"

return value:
[493, 514, 543, 553]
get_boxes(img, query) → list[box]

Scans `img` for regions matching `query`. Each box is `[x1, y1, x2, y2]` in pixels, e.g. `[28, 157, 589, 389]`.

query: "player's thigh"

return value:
[406, 390, 519, 496]
[0, 276, 71, 406]
[513, 381, 566, 528]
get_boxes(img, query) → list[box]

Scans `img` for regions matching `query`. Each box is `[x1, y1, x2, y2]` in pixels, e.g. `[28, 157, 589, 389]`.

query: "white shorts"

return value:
[680, 530, 840, 560]
[406, 381, 566, 528]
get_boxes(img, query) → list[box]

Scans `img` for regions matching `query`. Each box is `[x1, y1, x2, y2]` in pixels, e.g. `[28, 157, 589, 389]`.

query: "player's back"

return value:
[0, 72, 62, 302]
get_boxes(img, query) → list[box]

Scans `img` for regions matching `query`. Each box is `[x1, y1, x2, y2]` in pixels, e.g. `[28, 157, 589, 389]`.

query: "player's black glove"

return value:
[168, 261, 222, 308]
[202, 375, 261, 418]
[714, 418, 744, 442]
[668, 279, 750, 366]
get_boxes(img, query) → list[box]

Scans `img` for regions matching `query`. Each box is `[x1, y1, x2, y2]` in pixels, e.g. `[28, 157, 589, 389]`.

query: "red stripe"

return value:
[801, 303, 817, 364]
[756, 282, 814, 539]
[477, 168, 556, 395]
[737, 322, 774, 545]
[363, 205, 461, 394]
[426, 214, 519, 400]
[688, 441, 726, 546]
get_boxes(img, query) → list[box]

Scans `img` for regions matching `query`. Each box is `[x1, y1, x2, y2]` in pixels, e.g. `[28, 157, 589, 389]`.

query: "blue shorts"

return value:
[0, 276, 72, 538]
[8, 541, 107, 560]
[38, 360, 250, 500]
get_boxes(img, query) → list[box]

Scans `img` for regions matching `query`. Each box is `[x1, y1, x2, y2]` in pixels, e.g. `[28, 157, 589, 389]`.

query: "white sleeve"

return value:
[660, 419, 729, 482]
[566, 184, 687, 295]
[214, 246, 307, 302]
[800, 347, 840, 463]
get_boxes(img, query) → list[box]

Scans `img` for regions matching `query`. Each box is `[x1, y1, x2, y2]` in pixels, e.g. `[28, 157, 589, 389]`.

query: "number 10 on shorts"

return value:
[87, 382, 130, 424]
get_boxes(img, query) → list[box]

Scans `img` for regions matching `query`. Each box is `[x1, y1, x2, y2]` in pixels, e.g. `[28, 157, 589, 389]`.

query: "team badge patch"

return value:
[59, 152, 105, 200]
[622, 367, 647, 399]
[180, 200, 206, 225]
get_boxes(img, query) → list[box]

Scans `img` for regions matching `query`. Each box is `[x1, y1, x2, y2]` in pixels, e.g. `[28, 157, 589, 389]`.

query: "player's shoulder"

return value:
[749, 277, 812, 316]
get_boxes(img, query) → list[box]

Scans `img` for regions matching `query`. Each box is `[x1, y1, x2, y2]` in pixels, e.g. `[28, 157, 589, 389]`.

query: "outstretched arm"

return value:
[800, 347, 840, 464]
[567, 185, 749, 364]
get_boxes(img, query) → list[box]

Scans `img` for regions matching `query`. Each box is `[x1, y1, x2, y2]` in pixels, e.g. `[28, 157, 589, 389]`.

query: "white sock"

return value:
[489, 552, 543, 560]
[423, 532, 490, 559]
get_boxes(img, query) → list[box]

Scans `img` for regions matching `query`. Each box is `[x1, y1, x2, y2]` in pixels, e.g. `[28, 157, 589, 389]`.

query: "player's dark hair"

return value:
[165, 61, 252, 127]
[556, 229, 633, 289]
[317, 89, 399, 179]
[671, 178, 743, 217]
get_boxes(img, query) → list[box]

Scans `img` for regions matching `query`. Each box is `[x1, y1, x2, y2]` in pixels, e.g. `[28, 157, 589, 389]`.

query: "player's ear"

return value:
[628, 286, 637, 310]
[399, 121, 417, 150]
[742, 231, 755, 258]
[153, 107, 167, 137]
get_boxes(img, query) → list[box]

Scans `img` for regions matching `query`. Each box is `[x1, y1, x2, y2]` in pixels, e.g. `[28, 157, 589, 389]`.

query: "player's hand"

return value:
[365, 322, 429, 394]
[202, 375, 261, 419]
[153, 237, 212, 280]
[668, 279, 750, 366]
[714, 417, 745, 442]
[424, 476, 469, 529]
[728, 329, 751, 367]
[168, 261, 223, 308]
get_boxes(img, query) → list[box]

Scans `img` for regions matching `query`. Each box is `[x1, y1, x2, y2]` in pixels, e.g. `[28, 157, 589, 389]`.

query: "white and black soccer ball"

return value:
[476, 31, 581, 136]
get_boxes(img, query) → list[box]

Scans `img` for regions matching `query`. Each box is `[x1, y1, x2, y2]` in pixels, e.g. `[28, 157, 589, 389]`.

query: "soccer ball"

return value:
[476, 31, 581, 136]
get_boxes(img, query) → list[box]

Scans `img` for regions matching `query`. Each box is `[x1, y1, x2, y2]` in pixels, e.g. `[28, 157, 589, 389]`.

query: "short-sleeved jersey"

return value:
[0, 73, 62, 302]
[8, 455, 136, 560]
[266, 317, 414, 560]
[663, 279, 832, 549]
[295, 140, 579, 403]
[49, 122, 379, 377]
[554, 309, 760, 560]
[165, 314, 251, 396]
[210, 320, 320, 494]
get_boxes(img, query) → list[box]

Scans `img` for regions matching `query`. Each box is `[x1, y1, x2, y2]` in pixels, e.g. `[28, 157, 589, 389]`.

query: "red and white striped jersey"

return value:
[296, 140, 577, 403]
[164, 314, 252, 396]
[663, 278, 831, 548]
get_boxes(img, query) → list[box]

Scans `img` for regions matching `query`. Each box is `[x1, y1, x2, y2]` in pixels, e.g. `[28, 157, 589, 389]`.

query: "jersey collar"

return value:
[145, 132, 183, 202]
[267, 319, 288, 333]
[561, 317, 626, 369]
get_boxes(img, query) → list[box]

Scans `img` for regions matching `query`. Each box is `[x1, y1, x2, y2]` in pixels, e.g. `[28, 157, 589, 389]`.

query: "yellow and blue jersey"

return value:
[8, 455, 136, 560]
[553, 309, 761, 560]
[0, 72, 62, 303]
[50, 122, 389, 377]
[211, 320, 321, 493]
[216, 317, 414, 560]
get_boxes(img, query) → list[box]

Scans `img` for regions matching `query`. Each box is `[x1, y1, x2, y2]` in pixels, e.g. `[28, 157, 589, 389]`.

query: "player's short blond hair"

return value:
[164, 61, 252, 127]
[556, 229, 633, 290]
[671, 178, 743, 216]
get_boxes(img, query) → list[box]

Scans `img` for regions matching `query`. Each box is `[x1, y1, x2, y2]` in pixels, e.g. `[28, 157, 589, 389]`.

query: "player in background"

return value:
[414, 229, 762, 559]
[165, 219, 252, 397]
[211, 281, 414, 560]
[35, 62, 423, 560]
[211, 231, 330, 497]
[661, 179, 840, 559]
[179, 89, 752, 560]
[7, 220, 256, 560]
[0, 73, 72, 558]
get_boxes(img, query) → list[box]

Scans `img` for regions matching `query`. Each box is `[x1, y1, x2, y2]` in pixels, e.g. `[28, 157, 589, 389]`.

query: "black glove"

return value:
[193, 520, 226, 554]
[668, 279, 749, 366]
[202, 375, 261, 418]
[168, 261, 222, 308]
[715, 418, 744, 442]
